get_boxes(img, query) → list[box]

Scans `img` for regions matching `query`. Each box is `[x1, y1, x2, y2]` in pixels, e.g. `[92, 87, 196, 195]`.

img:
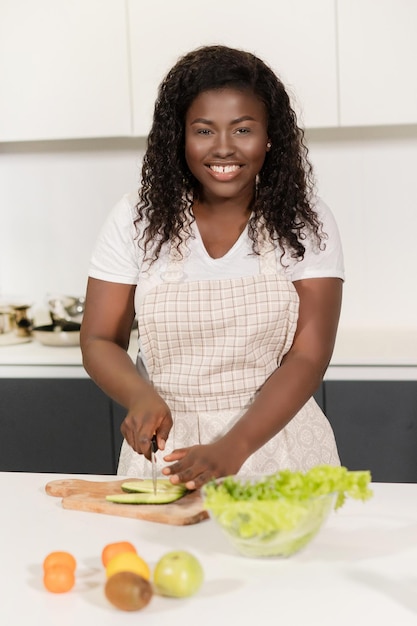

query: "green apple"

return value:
[153, 550, 204, 598]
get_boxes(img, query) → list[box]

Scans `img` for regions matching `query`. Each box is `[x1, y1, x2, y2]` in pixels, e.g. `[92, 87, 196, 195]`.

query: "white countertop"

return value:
[331, 328, 417, 366]
[326, 327, 417, 380]
[0, 331, 139, 378]
[1, 328, 417, 379]
[0, 472, 416, 626]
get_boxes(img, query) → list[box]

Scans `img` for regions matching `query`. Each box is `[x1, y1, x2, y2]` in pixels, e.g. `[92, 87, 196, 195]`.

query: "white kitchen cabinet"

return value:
[337, 0, 417, 126]
[0, 0, 131, 141]
[128, 0, 338, 136]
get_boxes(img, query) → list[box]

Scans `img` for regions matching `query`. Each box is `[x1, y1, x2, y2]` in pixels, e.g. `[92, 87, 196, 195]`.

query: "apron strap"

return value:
[257, 219, 279, 275]
[160, 242, 186, 282]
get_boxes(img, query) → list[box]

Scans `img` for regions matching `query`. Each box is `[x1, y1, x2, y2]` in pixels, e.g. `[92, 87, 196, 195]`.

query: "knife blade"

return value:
[151, 434, 158, 495]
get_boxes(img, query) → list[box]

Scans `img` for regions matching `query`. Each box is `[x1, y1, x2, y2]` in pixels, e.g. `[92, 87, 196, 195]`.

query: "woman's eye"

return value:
[197, 128, 212, 135]
[235, 127, 250, 135]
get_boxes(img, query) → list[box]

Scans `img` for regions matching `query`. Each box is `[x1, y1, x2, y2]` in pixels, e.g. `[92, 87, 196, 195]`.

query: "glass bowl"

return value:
[202, 467, 372, 558]
[203, 489, 335, 558]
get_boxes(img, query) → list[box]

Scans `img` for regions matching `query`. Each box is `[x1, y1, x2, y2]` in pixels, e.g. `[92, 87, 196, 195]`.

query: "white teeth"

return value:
[210, 165, 240, 173]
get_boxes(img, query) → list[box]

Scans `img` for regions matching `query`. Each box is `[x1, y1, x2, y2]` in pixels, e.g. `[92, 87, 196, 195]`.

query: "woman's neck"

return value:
[192, 199, 252, 259]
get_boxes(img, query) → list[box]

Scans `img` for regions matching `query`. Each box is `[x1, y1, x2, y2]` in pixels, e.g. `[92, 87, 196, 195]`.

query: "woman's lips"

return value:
[206, 164, 242, 180]
[210, 164, 241, 173]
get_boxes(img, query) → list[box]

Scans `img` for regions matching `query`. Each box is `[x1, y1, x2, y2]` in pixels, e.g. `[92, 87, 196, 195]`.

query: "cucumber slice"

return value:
[121, 480, 186, 496]
[106, 491, 185, 505]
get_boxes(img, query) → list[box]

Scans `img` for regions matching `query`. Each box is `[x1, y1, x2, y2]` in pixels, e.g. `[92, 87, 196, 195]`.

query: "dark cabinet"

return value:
[324, 381, 417, 483]
[1, 377, 416, 481]
[313, 385, 324, 411]
[111, 400, 126, 468]
[0, 378, 119, 474]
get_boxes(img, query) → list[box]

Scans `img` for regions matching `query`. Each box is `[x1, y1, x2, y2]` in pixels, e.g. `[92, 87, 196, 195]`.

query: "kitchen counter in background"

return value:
[1, 328, 417, 380]
[0, 330, 138, 378]
[328, 328, 417, 380]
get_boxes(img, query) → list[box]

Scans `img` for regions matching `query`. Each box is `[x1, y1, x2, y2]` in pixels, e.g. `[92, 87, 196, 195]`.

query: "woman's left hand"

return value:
[161, 442, 243, 490]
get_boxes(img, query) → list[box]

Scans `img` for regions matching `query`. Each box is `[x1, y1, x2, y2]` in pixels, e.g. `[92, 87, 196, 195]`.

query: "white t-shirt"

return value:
[89, 192, 344, 370]
[89, 192, 345, 303]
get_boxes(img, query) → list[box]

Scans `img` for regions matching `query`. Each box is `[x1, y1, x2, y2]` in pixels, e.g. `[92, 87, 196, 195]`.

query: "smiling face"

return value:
[184, 88, 270, 205]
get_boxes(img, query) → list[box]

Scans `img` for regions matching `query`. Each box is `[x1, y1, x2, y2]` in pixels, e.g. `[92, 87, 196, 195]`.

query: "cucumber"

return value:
[121, 479, 186, 496]
[106, 490, 186, 505]
[106, 479, 188, 505]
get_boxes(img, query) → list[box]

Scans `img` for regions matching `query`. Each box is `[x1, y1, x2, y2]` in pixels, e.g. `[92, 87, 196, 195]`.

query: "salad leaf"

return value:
[202, 465, 373, 540]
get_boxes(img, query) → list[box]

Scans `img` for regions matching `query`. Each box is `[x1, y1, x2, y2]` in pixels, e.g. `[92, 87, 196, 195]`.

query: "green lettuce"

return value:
[202, 465, 373, 541]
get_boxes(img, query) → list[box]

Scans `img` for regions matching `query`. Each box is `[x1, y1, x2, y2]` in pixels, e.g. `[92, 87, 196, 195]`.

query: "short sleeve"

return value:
[88, 192, 142, 284]
[282, 198, 345, 282]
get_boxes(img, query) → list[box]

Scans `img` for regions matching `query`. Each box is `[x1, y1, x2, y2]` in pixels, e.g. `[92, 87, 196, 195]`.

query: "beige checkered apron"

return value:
[117, 227, 340, 477]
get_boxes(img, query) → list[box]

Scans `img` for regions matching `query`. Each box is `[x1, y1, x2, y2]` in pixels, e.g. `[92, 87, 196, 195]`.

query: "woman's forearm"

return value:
[79, 279, 152, 409]
[82, 337, 152, 409]
[222, 351, 326, 464]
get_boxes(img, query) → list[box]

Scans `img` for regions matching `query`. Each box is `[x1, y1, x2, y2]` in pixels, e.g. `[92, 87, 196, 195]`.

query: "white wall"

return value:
[0, 138, 145, 319]
[306, 125, 417, 331]
[1, 128, 416, 330]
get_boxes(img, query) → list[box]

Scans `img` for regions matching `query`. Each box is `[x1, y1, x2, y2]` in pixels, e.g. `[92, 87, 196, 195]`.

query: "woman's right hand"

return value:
[120, 386, 173, 459]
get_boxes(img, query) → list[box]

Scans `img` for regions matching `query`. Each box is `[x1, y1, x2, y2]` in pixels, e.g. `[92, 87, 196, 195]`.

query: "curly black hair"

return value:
[136, 45, 323, 262]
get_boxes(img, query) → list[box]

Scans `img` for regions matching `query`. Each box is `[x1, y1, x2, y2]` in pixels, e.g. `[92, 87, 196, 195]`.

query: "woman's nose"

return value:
[212, 132, 235, 157]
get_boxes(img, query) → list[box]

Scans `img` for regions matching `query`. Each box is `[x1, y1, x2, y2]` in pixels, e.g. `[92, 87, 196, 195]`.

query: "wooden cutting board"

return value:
[45, 478, 209, 526]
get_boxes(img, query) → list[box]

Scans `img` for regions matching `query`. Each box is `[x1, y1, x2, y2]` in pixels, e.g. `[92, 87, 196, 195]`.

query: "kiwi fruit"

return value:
[105, 571, 153, 611]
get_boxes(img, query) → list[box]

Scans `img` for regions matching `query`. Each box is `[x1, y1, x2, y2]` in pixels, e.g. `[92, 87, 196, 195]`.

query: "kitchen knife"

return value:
[151, 435, 158, 495]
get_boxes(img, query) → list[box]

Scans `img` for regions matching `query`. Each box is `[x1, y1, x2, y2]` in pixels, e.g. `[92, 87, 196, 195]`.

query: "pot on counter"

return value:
[13, 305, 33, 337]
[0, 307, 14, 334]
[48, 295, 85, 325]
[0, 304, 32, 337]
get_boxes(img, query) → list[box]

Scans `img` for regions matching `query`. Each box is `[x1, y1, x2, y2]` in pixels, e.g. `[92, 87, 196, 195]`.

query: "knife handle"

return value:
[151, 434, 158, 453]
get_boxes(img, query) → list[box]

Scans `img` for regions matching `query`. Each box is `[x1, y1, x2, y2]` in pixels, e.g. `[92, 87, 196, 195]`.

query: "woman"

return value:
[80, 45, 344, 489]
